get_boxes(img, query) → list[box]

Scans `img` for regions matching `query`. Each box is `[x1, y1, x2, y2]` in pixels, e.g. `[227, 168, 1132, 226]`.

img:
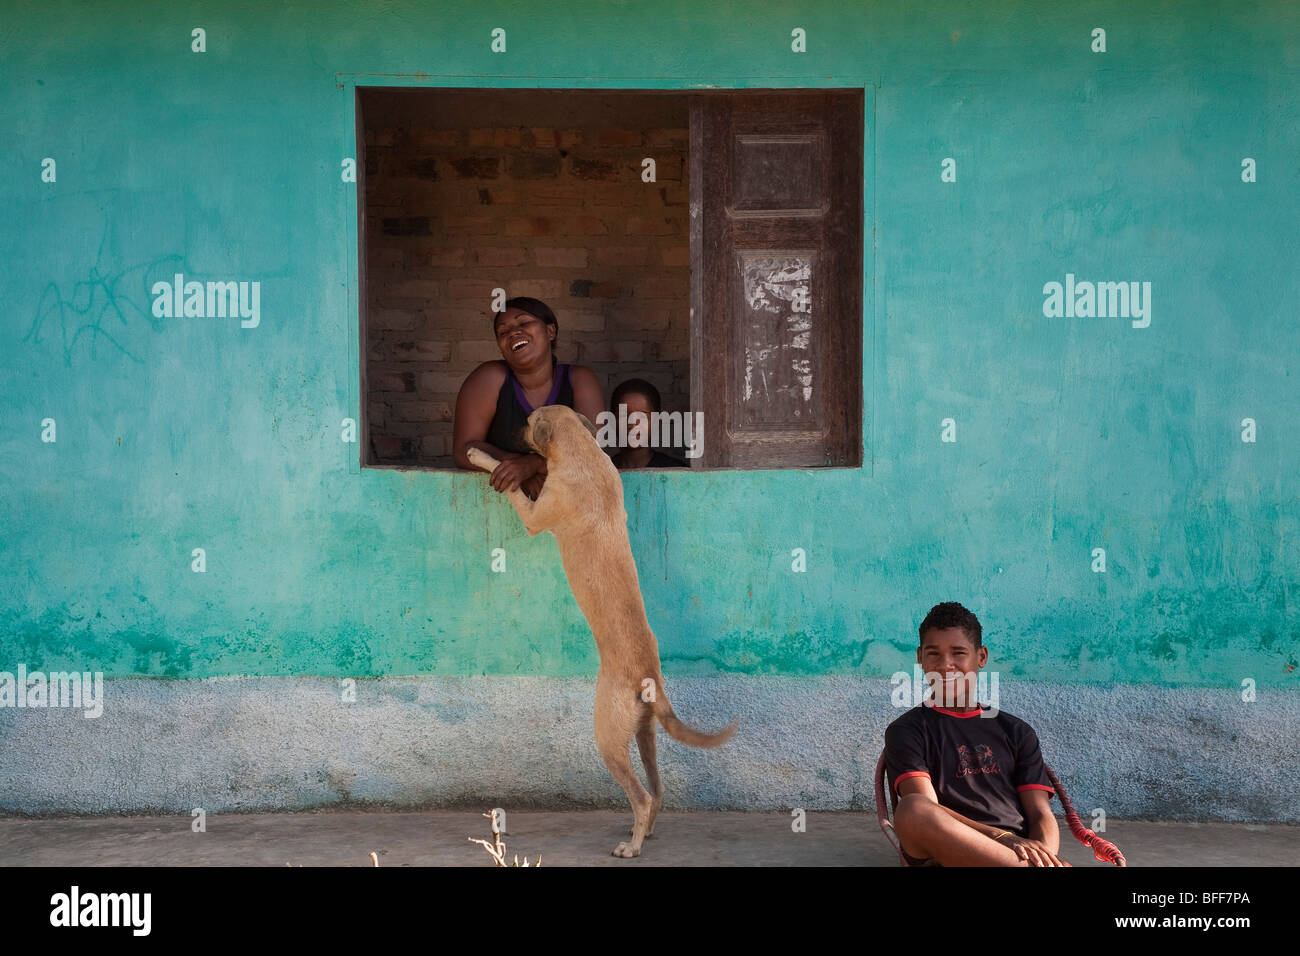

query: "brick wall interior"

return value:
[361, 89, 691, 468]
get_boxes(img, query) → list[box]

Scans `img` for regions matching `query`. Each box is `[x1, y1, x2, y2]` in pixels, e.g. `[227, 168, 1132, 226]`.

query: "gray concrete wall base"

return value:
[0, 676, 1292, 821]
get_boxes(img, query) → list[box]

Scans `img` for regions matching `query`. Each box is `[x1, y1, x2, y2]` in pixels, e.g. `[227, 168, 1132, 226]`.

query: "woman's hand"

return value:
[998, 833, 1070, 867]
[489, 453, 544, 493]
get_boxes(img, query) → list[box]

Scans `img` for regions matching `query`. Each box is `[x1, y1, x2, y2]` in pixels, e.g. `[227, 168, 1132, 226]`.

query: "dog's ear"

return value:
[531, 416, 553, 450]
[574, 413, 598, 440]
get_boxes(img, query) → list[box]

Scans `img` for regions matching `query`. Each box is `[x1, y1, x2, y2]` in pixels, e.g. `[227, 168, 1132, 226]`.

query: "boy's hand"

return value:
[999, 833, 1070, 867]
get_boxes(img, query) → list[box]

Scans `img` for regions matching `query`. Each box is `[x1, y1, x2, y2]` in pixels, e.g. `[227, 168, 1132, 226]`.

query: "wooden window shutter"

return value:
[689, 91, 863, 468]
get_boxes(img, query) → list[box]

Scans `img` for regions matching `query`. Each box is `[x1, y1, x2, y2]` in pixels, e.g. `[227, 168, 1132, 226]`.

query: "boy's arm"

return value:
[897, 776, 1022, 842]
[1019, 788, 1060, 854]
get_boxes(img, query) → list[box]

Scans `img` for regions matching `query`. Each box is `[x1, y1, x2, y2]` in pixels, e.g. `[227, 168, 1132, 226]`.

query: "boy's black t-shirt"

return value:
[884, 705, 1055, 837]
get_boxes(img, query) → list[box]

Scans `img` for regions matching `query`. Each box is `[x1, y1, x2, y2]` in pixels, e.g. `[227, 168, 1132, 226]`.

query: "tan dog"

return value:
[467, 405, 737, 858]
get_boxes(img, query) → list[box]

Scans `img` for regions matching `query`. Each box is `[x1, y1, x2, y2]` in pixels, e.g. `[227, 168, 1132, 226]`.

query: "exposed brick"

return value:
[421, 434, 452, 458]
[528, 128, 556, 148]
[610, 308, 674, 331]
[569, 157, 619, 181]
[577, 340, 645, 363]
[370, 434, 412, 460]
[458, 340, 508, 364]
[659, 245, 690, 267]
[474, 247, 528, 267]
[596, 129, 642, 147]
[645, 127, 688, 147]
[429, 307, 497, 330]
[659, 184, 689, 205]
[626, 216, 676, 236]
[528, 184, 584, 206]
[368, 247, 404, 269]
[595, 246, 650, 267]
[406, 156, 440, 180]
[416, 247, 467, 268]
[509, 153, 561, 179]
[391, 340, 453, 362]
[448, 278, 502, 300]
[570, 279, 624, 298]
[396, 402, 453, 422]
[420, 371, 471, 394]
[509, 278, 565, 300]
[366, 112, 694, 471]
[381, 217, 432, 236]
[657, 339, 691, 360]
[443, 215, 498, 234]
[564, 216, 609, 235]
[504, 216, 552, 236]
[634, 278, 683, 298]
[373, 309, 423, 331]
[478, 186, 520, 205]
[580, 183, 642, 207]
[384, 279, 441, 298]
[375, 296, 433, 312]
[533, 246, 588, 268]
[469, 128, 523, 147]
[373, 370, 417, 392]
[415, 130, 461, 149]
[560, 311, 607, 332]
[448, 156, 500, 178]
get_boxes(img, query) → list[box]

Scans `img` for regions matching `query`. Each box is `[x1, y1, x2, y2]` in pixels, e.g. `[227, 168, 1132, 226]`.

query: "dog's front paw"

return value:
[612, 841, 641, 858]
[466, 447, 500, 473]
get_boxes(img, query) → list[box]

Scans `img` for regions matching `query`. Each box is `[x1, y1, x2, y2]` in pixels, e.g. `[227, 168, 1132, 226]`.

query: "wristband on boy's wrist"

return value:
[993, 830, 1013, 841]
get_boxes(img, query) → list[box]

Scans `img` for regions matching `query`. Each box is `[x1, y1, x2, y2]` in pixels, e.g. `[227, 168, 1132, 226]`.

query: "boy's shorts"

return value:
[900, 844, 942, 867]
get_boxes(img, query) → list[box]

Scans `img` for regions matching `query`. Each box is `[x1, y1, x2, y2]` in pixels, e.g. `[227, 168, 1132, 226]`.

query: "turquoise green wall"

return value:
[2, 1, 1296, 686]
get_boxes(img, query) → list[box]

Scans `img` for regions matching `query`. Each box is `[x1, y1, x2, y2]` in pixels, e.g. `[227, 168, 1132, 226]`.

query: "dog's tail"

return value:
[650, 689, 738, 748]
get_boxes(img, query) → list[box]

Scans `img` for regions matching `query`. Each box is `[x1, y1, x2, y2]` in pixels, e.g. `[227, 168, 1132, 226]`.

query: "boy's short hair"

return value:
[610, 378, 662, 413]
[918, 601, 983, 649]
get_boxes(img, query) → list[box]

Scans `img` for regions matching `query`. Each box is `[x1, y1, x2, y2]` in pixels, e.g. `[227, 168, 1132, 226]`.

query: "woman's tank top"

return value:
[485, 363, 575, 454]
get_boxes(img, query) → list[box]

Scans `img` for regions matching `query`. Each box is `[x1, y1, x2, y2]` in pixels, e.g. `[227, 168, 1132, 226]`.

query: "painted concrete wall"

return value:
[2, 1, 1297, 820]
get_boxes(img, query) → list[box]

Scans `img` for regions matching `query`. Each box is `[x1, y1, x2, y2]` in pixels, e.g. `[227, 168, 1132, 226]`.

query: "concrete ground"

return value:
[1, 810, 1296, 866]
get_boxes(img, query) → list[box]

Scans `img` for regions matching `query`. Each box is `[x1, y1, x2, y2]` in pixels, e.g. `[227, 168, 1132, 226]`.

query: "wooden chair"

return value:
[874, 750, 1126, 866]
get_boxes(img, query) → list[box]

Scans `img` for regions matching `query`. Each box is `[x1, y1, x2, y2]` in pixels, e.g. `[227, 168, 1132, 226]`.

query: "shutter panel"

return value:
[690, 91, 863, 467]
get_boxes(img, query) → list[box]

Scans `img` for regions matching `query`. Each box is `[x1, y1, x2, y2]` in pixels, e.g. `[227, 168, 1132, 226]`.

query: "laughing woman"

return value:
[453, 297, 605, 499]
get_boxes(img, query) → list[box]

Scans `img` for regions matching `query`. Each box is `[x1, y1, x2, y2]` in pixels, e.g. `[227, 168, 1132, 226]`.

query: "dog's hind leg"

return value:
[634, 714, 664, 838]
[595, 675, 653, 858]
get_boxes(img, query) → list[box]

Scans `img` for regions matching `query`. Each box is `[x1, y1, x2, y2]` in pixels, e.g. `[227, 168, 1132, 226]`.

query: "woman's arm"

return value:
[453, 363, 545, 491]
[569, 365, 608, 453]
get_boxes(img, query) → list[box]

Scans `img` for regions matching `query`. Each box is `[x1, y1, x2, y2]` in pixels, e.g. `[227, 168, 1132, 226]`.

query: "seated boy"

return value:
[884, 601, 1067, 867]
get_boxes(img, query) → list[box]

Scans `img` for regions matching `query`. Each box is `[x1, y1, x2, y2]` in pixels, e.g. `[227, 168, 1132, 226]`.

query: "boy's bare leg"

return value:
[893, 794, 1027, 866]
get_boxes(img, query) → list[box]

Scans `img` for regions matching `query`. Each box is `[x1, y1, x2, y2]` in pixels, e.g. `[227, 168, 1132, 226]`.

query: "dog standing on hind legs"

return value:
[467, 405, 737, 858]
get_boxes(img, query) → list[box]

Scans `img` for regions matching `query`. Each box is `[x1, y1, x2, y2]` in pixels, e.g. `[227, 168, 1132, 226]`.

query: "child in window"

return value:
[610, 378, 686, 469]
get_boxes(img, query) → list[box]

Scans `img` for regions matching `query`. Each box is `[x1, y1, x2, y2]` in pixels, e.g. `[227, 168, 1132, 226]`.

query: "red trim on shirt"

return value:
[893, 771, 931, 794]
[931, 706, 983, 718]
[1017, 784, 1056, 794]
